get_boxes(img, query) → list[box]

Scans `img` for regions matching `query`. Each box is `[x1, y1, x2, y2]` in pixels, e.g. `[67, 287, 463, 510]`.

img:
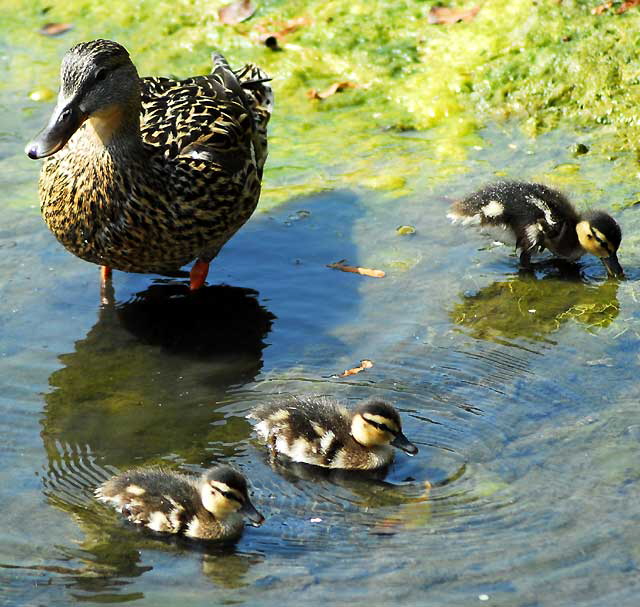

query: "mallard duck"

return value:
[448, 181, 623, 277]
[248, 396, 418, 470]
[26, 39, 272, 291]
[95, 465, 264, 541]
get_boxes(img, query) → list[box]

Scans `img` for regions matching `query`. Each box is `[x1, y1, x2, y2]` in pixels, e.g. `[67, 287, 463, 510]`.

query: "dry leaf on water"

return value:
[307, 81, 358, 100]
[39, 23, 74, 36]
[593, 0, 640, 13]
[428, 5, 480, 24]
[327, 259, 385, 278]
[218, 0, 256, 24]
[338, 359, 374, 378]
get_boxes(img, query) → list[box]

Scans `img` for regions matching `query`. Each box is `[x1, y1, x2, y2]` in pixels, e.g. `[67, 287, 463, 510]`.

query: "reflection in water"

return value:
[450, 271, 619, 344]
[39, 283, 274, 599]
[41, 283, 274, 469]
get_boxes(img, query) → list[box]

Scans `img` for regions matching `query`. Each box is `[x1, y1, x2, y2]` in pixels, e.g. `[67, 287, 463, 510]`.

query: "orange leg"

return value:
[189, 259, 210, 291]
[100, 266, 114, 306]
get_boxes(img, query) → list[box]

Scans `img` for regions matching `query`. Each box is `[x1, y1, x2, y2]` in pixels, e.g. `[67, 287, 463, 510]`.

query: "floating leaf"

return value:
[338, 359, 373, 378]
[396, 225, 416, 235]
[428, 5, 480, 24]
[307, 81, 358, 100]
[327, 259, 385, 278]
[218, 0, 256, 25]
[39, 23, 74, 36]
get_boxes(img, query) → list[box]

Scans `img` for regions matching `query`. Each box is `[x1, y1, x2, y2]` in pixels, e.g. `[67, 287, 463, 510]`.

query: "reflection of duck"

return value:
[449, 181, 624, 277]
[249, 397, 418, 470]
[41, 283, 274, 468]
[450, 272, 620, 343]
[96, 465, 264, 541]
[26, 39, 272, 291]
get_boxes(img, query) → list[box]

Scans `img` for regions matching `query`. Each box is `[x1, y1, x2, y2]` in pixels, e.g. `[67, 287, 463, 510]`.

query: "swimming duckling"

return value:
[248, 396, 418, 470]
[26, 39, 272, 292]
[95, 465, 264, 541]
[448, 181, 623, 277]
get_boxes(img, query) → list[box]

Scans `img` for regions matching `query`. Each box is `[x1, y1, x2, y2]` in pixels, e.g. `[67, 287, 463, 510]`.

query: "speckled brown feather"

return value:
[39, 42, 272, 274]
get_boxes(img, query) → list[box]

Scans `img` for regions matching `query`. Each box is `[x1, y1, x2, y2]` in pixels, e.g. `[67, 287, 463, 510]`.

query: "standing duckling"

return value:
[248, 397, 418, 470]
[95, 465, 264, 541]
[26, 39, 272, 292]
[448, 181, 623, 277]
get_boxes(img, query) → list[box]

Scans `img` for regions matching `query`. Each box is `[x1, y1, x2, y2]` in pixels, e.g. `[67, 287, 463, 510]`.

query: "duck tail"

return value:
[235, 64, 274, 176]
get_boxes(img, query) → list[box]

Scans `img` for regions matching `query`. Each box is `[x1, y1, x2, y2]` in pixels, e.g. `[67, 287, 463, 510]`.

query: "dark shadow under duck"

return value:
[448, 181, 623, 278]
[26, 39, 272, 292]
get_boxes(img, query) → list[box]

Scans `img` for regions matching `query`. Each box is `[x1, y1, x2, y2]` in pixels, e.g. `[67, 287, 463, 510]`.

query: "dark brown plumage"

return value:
[449, 181, 623, 277]
[249, 396, 418, 470]
[95, 465, 264, 541]
[26, 39, 273, 290]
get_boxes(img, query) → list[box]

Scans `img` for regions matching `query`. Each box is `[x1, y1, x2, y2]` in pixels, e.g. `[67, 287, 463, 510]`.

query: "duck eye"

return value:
[94, 68, 108, 82]
[586, 234, 593, 239]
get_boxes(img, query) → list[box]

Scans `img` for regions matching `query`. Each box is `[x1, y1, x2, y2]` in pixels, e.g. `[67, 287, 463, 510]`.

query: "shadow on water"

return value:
[29, 191, 367, 599]
[41, 283, 275, 470]
[450, 268, 620, 346]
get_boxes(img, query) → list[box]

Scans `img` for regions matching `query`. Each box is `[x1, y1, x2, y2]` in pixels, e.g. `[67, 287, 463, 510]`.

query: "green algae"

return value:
[4, 0, 640, 207]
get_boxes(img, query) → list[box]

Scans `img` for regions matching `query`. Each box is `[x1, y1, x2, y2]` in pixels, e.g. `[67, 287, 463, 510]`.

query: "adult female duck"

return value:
[26, 39, 272, 291]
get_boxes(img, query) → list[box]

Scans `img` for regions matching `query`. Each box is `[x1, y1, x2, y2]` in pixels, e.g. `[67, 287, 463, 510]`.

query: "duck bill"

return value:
[601, 252, 624, 278]
[25, 100, 86, 159]
[391, 432, 419, 455]
[240, 498, 265, 527]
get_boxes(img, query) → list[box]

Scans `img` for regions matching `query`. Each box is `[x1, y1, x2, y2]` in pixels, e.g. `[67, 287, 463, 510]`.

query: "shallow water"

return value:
[3, 13, 640, 607]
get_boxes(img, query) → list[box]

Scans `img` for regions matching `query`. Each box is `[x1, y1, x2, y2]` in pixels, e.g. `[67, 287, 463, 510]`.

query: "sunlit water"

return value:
[3, 35, 640, 607]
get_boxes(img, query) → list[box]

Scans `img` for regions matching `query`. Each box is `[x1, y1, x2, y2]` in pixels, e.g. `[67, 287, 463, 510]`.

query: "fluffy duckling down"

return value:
[449, 181, 623, 277]
[249, 396, 418, 470]
[95, 465, 263, 541]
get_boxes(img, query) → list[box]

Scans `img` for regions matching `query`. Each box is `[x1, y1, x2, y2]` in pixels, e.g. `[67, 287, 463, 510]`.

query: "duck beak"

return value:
[240, 498, 265, 527]
[391, 431, 419, 455]
[601, 252, 624, 278]
[25, 99, 86, 159]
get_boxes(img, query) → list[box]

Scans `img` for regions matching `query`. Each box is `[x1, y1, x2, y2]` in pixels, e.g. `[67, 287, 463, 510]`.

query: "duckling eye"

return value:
[94, 68, 108, 82]
[586, 234, 593, 240]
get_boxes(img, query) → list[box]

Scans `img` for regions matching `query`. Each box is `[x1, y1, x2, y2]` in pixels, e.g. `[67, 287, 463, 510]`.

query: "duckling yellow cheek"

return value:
[576, 221, 605, 257]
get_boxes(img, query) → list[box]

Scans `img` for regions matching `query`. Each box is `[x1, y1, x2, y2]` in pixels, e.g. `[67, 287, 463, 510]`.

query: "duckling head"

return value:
[351, 400, 418, 455]
[199, 466, 264, 526]
[576, 211, 623, 278]
[26, 39, 140, 159]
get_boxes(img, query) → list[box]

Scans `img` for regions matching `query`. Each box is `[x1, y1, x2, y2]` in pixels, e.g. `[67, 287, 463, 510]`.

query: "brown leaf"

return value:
[617, 0, 640, 13]
[307, 81, 359, 100]
[38, 23, 74, 36]
[428, 5, 480, 24]
[592, 1, 613, 14]
[327, 259, 385, 277]
[338, 359, 374, 378]
[218, 0, 256, 25]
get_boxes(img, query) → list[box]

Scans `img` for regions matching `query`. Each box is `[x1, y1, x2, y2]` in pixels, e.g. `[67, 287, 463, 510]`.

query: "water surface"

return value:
[2, 11, 640, 607]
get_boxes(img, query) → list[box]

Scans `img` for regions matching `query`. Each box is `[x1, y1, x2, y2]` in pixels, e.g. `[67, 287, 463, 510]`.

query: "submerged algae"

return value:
[3, 0, 640, 205]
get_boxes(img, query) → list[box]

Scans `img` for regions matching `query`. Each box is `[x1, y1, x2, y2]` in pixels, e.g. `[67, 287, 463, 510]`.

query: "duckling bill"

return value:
[95, 465, 263, 541]
[26, 39, 273, 292]
[448, 181, 623, 277]
[248, 396, 418, 470]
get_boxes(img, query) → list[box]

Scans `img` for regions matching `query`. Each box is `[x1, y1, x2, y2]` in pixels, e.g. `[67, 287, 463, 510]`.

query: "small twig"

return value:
[327, 259, 385, 278]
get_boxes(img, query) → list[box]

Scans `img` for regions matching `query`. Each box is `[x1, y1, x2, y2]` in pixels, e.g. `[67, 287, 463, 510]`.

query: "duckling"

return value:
[448, 181, 623, 277]
[95, 465, 264, 541]
[248, 396, 418, 470]
[26, 39, 273, 292]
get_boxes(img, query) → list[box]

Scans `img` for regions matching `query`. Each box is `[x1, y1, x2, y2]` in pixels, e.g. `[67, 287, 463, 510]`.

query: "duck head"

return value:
[576, 211, 623, 278]
[26, 39, 140, 159]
